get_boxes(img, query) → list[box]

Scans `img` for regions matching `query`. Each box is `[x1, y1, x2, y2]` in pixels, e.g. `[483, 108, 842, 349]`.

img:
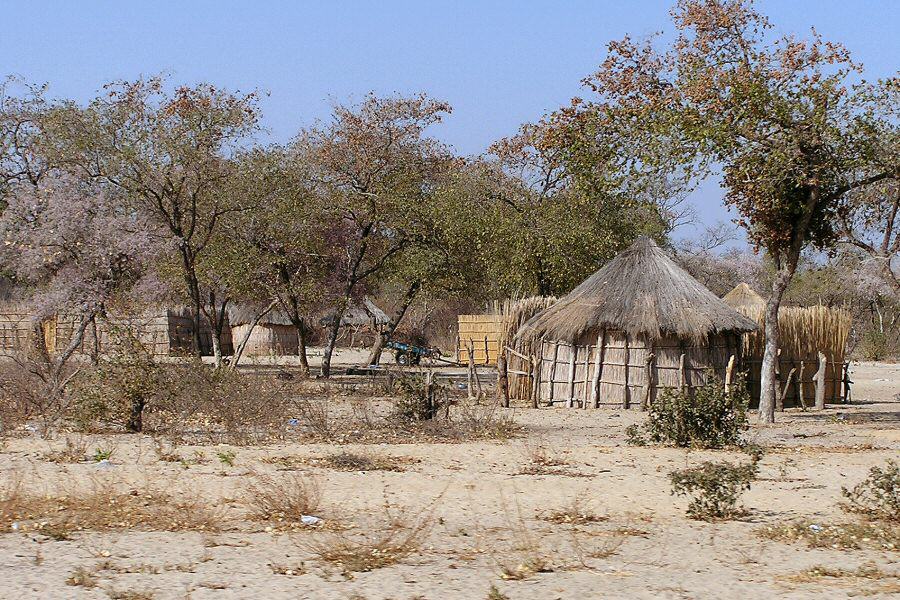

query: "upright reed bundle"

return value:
[737, 305, 852, 405]
[498, 296, 557, 406]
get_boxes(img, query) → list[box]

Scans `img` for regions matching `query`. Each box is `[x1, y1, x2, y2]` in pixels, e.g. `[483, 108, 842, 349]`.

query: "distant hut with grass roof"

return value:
[520, 237, 757, 409]
[228, 305, 298, 357]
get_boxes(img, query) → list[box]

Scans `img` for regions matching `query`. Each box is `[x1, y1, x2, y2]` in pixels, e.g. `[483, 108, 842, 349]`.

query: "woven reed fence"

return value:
[496, 296, 558, 406]
[737, 305, 852, 406]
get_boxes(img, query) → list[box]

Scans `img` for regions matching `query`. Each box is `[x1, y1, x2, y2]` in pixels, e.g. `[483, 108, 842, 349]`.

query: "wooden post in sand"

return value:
[641, 344, 655, 411]
[547, 341, 560, 405]
[497, 350, 510, 408]
[566, 345, 577, 408]
[724, 355, 735, 394]
[814, 351, 826, 410]
[591, 330, 605, 408]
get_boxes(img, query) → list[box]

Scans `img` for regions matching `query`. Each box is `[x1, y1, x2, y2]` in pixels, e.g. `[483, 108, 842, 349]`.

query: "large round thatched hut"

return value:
[228, 305, 298, 357]
[520, 237, 757, 408]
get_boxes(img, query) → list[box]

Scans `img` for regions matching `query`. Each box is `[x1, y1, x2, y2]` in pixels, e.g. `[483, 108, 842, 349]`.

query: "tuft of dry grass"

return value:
[243, 472, 322, 527]
[539, 496, 608, 526]
[43, 435, 89, 463]
[0, 475, 222, 535]
[105, 589, 155, 600]
[787, 563, 896, 583]
[759, 520, 899, 552]
[516, 440, 586, 477]
[303, 497, 439, 573]
[314, 451, 416, 472]
[66, 566, 98, 588]
[486, 585, 511, 600]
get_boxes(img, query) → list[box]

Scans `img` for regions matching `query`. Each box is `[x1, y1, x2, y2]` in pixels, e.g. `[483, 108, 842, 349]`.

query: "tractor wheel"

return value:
[396, 351, 410, 366]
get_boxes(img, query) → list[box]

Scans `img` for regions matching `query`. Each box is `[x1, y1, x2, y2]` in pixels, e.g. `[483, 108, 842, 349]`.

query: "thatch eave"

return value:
[520, 237, 758, 344]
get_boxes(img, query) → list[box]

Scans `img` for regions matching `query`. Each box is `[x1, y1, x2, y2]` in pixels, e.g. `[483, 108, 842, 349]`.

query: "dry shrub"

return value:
[313, 451, 415, 472]
[0, 475, 222, 534]
[787, 563, 896, 583]
[303, 497, 439, 573]
[759, 520, 899, 552]
[516, 440, 585, 477]
[66, 566, 98, 588]
[539, 496, 608, 526]
[105, 589, 155, 600]
[669, 455, 761, 521]
[43, 434, 89, 463]
[243, 472, 322, 526]
[71, 358, 293, 444]
[841, 460, 900, 522]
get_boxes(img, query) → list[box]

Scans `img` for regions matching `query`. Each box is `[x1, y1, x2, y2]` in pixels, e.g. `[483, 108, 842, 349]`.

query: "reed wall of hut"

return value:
[230, 323, 298, 356]
[535, 331, 742, 408]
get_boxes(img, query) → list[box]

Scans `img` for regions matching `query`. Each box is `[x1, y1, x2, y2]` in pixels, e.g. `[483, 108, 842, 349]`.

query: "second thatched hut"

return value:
[228, 305, 299, 357]
[519, 237, 757, 408]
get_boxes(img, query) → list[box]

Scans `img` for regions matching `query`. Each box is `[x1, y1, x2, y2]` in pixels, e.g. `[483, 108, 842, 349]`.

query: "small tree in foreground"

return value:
[670, 455, 761, 521]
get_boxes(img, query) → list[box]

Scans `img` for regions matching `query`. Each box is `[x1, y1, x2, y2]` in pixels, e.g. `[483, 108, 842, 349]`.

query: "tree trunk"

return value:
[321, 309, 345, 378]
[366, 280, 421, 366]
[181, 250, 204, 359]
[230, 299, 278, 371]
[202, 292, 229, 369]
[759, 265, 793, 423]
[296, 319, 311, 377]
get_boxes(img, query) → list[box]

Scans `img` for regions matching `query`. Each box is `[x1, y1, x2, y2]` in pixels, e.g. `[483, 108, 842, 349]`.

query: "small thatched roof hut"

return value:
[322, 298, 391, 329]
[228, 304, 298, 356]
[521, 237, 757, 408]
[723, 283, 766, 311]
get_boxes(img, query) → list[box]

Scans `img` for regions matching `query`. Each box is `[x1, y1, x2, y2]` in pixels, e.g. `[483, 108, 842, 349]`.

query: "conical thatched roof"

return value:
[521, 237, 757, 342]
[228, 304, 294, 327]
[722, 283, 766, 311]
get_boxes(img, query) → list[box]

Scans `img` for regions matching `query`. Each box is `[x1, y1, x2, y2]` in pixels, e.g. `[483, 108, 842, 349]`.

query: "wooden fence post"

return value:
[814, 351, 826, 410]
[778, 367, 796, 412]
[641, 345, 655, 411]
[547, 341, 560, 405]
[566, 344, 577, 408]
[581, 344, 591, 409]
[532, 339, 544, 408]
[724, 355, 735, 394]
[622, 336, 631, 409]
[797, 360, 807, 411]
[497, 349, 510, 408]
[591, 330, 605, 408]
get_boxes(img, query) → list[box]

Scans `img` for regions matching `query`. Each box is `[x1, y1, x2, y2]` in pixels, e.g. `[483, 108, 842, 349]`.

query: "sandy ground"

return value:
[0, 362, 897, 599]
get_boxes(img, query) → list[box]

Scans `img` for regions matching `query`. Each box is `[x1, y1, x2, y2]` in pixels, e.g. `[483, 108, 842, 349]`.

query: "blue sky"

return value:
[3, 1, 898, 242]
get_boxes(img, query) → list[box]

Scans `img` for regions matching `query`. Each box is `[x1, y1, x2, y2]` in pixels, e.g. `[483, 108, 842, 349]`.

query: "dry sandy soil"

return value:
[0, 362, 897, 599]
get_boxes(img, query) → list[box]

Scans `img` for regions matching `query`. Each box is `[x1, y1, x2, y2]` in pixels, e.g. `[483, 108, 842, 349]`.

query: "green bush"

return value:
[841, 460, 900, 522]
[670, 454, 761, 520]
[626, 374, 749, 449]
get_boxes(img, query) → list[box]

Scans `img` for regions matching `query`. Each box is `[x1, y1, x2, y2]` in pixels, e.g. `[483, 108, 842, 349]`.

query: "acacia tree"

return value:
[0, 175, 158, 415]
[837, 80, 900, 295]
[39, 77, 261, 359]
[215, 146, 336, 375]
[569, 0, 897, 421]
[483, 121, 671, 297]
[0, 77, 51, 195]
[299, 93, 454, 377]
